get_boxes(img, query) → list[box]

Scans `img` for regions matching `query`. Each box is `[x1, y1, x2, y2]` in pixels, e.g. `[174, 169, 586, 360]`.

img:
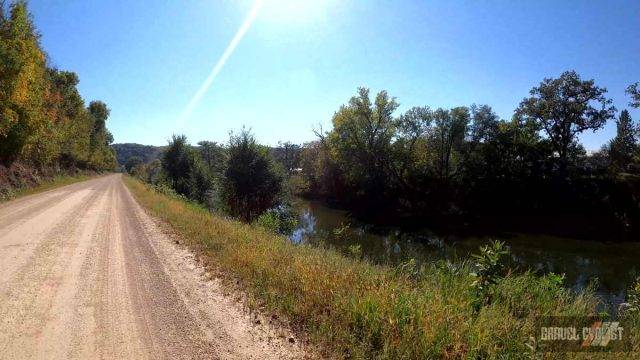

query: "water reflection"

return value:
[291, 198, 640, 307]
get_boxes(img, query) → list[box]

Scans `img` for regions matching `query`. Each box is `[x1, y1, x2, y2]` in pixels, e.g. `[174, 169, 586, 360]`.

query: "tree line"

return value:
[125, 75, 639, 239]
[0, 1, 116, 171]
[297, 71, 640, 239]
[129, 129, 298, 235]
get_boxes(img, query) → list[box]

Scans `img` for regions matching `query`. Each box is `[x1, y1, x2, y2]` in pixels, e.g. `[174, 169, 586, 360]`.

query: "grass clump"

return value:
[124, 176, 638, 359]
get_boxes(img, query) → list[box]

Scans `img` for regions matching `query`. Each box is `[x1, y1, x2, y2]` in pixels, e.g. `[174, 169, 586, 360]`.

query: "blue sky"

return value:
[30, 0, 640, 149]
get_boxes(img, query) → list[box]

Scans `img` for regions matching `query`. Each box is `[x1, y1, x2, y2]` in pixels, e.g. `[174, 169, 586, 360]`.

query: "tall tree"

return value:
[88, 100, 109, 138]
[327, 87, 399, 202]
[162, 135, 213, 204]
[162, 134, 194, 195]
[431, 107, 469, 180]
[388, 106, 432, 194]
[46, 69, 92, 166]
[197, 140, 226, 176]
[516, 70, 616, 177]
[469, 104, 499, 144]
[87, 100, 116, 169]
[609, 110, 637, 171]
[222, 129, 282, 221]
[0, 0, 47, 164]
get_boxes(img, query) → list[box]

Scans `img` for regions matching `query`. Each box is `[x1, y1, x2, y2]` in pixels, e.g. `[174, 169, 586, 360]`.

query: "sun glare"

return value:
[260, 0, 329, 23]
[178, 0, 334, 126]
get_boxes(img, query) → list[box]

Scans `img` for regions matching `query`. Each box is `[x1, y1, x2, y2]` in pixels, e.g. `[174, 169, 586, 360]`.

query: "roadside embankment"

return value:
[0, 162, 103, 201]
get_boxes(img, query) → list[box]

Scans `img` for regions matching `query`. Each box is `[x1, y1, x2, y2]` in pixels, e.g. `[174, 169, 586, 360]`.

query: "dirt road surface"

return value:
[0, 174, 307, 359]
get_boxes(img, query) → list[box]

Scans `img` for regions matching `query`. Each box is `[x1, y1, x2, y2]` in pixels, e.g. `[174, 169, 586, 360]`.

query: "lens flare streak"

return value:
[178, 0, 264, 126]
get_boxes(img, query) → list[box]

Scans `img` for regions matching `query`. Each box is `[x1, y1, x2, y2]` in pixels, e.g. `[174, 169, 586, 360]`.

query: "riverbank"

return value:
[291, 198, 640, 305]
[123, 176, 638, 358]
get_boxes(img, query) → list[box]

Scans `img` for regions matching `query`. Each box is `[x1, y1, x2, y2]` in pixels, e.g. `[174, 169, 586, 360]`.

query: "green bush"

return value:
[470, 240, 510, 308]
[255, 204, 299, 235]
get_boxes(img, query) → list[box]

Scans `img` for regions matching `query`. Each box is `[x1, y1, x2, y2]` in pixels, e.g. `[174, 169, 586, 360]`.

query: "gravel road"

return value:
[0, 174, 307, 359]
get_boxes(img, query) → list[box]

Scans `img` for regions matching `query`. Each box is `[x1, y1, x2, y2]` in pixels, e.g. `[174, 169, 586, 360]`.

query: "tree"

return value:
[197, 140, 226, 177]
[88, 100, 109, 140]
[627, 82, 640, 108]
[274, 141, 301, 175]
[0, 0, 48, 165]
[46, 69, 92, 167]
[388, 106, 432, 195]
[86, 100, 116, 169]
[163, 135, 196, 192]
[609, 110, 637, 171]
[0, 1, 115, 171]
[469, 104, 499, 144]
[125, 156, 143, 174]
[517, 71, 616, 177]
[431, 107, 469, 180]
[326, 87, 399, 203]
[299, 140, 343, 198]
[161, 135, 214, 204]
[222, 129, 282, 222]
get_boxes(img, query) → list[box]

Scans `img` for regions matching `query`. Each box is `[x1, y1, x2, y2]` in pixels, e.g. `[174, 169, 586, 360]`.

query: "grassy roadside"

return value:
[1, 173, 102, 202]
[124, 176, 637, 359]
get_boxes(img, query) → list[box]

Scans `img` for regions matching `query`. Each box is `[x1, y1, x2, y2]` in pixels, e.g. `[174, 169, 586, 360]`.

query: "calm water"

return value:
[291, 199, 640, 306]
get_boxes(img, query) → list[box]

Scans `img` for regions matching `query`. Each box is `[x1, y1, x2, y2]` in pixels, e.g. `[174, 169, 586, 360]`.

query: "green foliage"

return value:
[326, 88, 398, 205]
[346, 243, 362, 259]
[125, 156, 143, 174]
[0, 1, 115, 171]
[255, 204, 299, 235]
[222, 128, 283, 221]
[111, 143, 164, 166]
[610, 110, 638, 171]
[332, 222, 350, 241]
[298, 140, 342, 198]
[161, 135, 214, 206]
[0, 0, 47, 164]
[517, 70, 616, 176]
[298, 74, 640, 238]
[627, 278, 640, 314]
[126, 177, 610, 359]
[197, 140, 226, 177]
[272, 141, 301, 175]
[470, 240, 510, 307]
[431, 106, 469, 179]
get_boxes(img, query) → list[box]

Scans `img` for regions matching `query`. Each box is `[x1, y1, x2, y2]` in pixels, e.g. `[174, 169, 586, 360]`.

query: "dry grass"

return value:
[124, 176, 638, 359]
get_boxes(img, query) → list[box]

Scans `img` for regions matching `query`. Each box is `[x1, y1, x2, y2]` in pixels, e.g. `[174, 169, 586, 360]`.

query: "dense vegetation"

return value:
[125, 177, 640, 359]
[128, 128, 298, 234]
[111, 143, 163, 167]
[128, 71, 640, 241]
[0, 1, 116, 177]
[294, 72, 640, 240]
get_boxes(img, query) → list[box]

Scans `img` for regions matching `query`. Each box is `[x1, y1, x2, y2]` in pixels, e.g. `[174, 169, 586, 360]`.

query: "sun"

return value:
[259, 0, 330, 24]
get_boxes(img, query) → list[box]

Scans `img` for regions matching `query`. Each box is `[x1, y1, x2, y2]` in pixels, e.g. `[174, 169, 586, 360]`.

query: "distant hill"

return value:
[111, 143, 164, 166]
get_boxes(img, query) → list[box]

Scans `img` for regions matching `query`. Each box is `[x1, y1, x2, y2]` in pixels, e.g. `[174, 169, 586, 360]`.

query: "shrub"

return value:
[470, 240, 510, 308]
[222, 129, 283, 221]
[255, 204, 299, 235]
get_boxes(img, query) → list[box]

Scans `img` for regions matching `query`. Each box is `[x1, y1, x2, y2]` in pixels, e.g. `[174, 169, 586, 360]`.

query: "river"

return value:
[291, 198, 640, 307]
